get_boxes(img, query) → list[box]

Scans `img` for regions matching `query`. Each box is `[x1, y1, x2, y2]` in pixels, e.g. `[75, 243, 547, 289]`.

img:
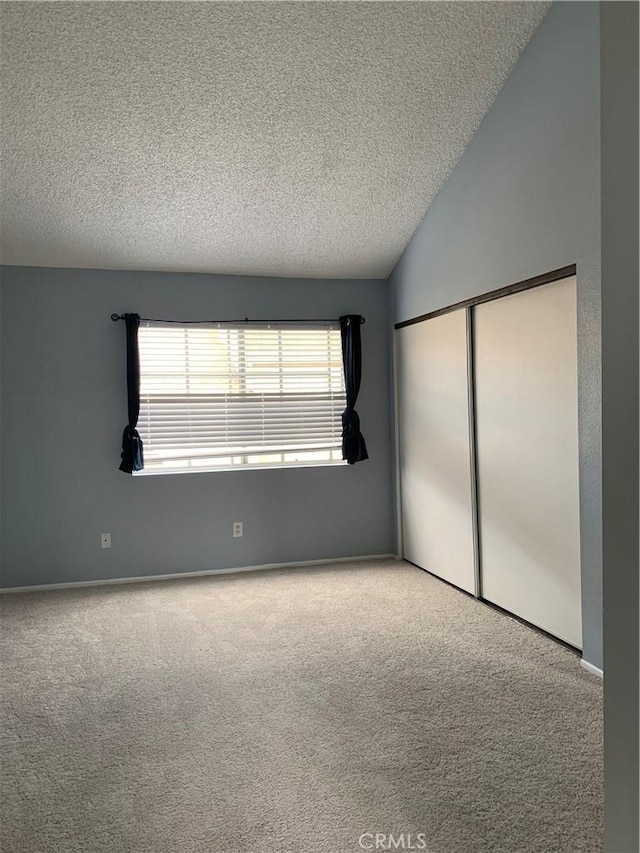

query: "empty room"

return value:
[1, 2, 638, 853]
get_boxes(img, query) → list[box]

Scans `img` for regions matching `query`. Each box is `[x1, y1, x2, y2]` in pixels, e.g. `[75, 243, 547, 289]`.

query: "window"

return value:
[136, 322, 346, 474]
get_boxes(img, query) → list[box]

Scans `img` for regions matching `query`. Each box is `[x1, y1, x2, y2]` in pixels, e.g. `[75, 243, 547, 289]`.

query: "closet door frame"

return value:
[466, 306, 482, 599]
[394, 263, 580, 648]
[395, 265, 577, 331]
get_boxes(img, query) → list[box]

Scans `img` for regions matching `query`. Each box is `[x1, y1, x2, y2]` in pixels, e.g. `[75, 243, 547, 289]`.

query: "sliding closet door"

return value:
[474, 277, 581, 646]
[397, 309, 476, 594]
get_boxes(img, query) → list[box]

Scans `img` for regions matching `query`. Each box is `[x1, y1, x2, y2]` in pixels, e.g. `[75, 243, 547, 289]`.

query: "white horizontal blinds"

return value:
[137, 323, 346, 472]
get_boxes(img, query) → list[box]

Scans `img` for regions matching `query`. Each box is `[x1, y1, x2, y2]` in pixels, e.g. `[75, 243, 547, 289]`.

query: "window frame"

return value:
[133, 320, 348, 476]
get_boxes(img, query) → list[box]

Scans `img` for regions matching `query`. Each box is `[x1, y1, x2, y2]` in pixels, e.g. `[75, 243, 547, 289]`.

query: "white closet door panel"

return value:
[475, 277, 581, 646]
[397, 310, 476, 594]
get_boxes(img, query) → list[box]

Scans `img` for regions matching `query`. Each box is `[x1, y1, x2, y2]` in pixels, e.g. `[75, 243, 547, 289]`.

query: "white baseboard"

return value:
[0, 554, 396, 594]
[580, 659, 604, 679]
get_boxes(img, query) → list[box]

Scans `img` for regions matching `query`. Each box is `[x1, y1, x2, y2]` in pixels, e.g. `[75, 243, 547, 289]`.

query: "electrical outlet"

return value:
[232, 521, 243, 538]
[101, 533, 111, 549]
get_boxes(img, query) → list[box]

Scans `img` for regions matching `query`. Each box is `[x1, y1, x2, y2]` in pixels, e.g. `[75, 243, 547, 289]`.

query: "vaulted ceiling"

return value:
[1, 1, 548, 279]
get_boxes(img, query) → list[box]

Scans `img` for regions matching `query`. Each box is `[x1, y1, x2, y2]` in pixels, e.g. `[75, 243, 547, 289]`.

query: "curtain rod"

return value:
[110, 314, 365, 325]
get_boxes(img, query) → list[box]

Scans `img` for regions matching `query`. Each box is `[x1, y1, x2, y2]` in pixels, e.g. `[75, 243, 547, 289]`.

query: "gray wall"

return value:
[0, 272, 3, 581]
[0, 266, 394, 588]
[600, 2, 639, 850]
[390, 2, 602, 667]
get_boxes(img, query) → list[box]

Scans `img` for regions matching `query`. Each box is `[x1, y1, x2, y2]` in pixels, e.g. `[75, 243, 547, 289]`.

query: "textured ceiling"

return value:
[1, 1, 548, 279]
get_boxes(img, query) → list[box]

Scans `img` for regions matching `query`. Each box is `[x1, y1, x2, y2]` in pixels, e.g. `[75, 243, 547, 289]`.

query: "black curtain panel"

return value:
[339, 315, 369, 464]
[118, 313, 144, 473]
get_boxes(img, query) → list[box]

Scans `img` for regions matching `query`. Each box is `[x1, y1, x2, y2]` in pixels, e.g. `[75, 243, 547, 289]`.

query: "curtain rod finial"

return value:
[111, 314, 122, 322]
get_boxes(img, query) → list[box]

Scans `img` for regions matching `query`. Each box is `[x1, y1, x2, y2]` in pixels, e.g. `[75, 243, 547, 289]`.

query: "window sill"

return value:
[132, 460, 349, 477]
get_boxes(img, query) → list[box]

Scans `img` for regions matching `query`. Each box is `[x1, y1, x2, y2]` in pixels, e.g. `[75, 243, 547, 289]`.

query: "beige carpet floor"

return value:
[1, 559, 603, 853]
